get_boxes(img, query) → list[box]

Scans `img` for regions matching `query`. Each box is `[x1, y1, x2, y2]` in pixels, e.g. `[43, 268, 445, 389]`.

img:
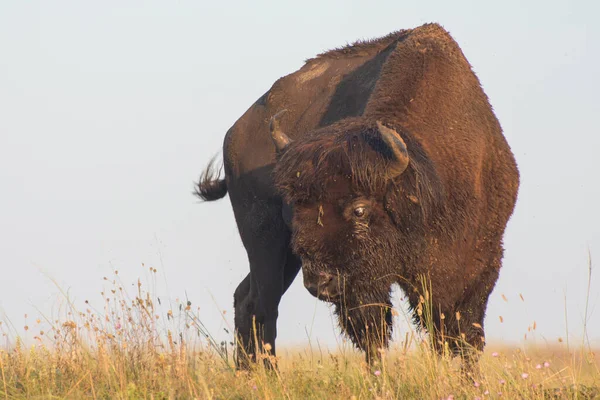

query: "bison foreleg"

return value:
[418, 265, 500, 372]
[446, 267, 499, 369]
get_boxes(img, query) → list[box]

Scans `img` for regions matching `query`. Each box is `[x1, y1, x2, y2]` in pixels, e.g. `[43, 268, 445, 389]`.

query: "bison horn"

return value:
[376, 121, 409, 178]
[270, 110, 293, 152]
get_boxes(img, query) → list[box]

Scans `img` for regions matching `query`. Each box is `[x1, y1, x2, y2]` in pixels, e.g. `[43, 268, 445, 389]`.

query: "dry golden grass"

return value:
[0, 267, 597, 399]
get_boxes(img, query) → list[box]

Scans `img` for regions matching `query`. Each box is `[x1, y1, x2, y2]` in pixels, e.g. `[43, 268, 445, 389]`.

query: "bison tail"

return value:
[194, 157, 228, 201]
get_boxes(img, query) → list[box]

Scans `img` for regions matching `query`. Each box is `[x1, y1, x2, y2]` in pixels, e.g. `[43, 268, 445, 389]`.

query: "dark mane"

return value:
[273, 118, 443, 226]
[273, 125, 351, 203]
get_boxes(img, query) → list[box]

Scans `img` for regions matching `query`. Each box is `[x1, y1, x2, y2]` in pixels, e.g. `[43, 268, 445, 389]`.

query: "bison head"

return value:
[271, 114, 425, 302]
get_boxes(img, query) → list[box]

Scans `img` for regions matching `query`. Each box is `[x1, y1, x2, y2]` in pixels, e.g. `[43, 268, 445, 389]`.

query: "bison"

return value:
[195, 23, 519, 368]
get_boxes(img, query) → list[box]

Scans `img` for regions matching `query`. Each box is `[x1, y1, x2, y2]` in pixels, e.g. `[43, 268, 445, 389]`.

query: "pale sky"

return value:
[0, 1, 598, 351]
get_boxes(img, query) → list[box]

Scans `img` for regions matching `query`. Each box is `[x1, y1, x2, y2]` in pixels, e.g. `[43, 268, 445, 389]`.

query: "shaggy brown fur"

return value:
[195, 23, 519, 368]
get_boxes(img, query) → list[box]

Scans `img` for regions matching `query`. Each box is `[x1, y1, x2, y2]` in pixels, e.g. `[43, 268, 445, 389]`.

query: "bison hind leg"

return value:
[233, 274, 255, 369]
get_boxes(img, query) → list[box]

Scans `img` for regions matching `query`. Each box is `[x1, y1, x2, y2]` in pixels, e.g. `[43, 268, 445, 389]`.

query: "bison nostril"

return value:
[317, 273, 341, 300]
[304, 272, 341, 300]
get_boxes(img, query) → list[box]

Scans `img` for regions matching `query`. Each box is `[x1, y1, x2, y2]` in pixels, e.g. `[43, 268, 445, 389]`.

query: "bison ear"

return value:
[376, 121, 409, 178]
[270, 110, 293, 153]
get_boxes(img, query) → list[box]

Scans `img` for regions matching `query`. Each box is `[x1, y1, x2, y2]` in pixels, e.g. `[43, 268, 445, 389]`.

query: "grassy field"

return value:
[0, 268, 597, 399]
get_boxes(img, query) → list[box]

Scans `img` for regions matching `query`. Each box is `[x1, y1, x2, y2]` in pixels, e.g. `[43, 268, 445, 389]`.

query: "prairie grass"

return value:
[0, 266, 597, 399]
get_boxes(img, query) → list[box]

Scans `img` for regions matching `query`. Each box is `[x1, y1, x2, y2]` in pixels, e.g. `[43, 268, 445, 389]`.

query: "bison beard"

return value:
[334, 283, 394, 364]
[194, 23, 519, 370]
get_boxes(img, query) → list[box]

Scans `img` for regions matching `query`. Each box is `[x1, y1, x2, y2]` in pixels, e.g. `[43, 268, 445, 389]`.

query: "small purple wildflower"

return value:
[474, 381, 480, 388]
[521, 373, 529, 379]
[535, 364, 542, 369]
[374, 370, 381, 377]
[499, 379, 506, 385]
[544, 361, 550, 368]
[492, 352, 499, 357]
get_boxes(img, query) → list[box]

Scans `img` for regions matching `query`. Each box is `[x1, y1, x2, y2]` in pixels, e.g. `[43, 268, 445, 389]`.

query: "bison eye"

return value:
[353, 206, 366, 218]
